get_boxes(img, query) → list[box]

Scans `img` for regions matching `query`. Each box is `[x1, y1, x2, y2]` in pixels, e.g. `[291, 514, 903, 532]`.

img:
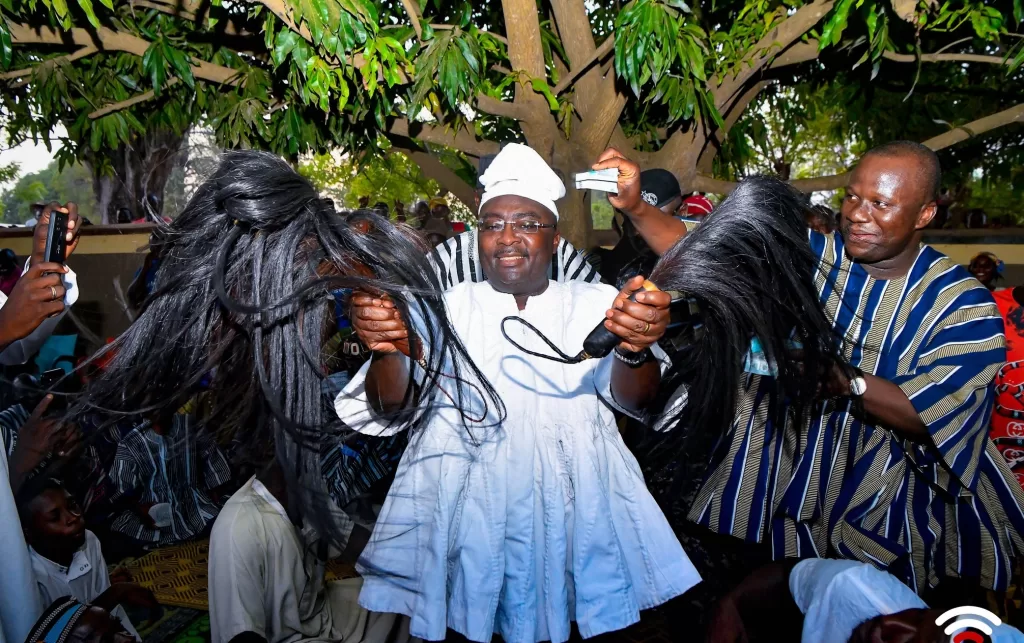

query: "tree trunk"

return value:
[555, 185, 593, 250]
[84, 128, 186, 223]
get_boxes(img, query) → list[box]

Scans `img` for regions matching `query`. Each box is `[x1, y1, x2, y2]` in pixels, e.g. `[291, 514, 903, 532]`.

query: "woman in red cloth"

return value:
[991, 282, 1024, 490]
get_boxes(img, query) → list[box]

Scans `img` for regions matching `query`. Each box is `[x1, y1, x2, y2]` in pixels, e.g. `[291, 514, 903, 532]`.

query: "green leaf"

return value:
[50, 0, 69, 25]
[337, 71, 350, 111]
[0, 18, 11, 70]
[163, 42, 195, 89]
[76, 0, 100, 27]
[1015, 0, 1023, 24]
[273, 29, 300, 67]
[141, 41, 167, 95]
[666, 0, 691, 12]
[529, 77, 559, 111]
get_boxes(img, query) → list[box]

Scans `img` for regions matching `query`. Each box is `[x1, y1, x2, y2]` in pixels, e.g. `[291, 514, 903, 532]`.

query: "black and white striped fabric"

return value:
[109, 413, 232, 544]
[0, 403, 27, 462]
[429, 229, 602, 290]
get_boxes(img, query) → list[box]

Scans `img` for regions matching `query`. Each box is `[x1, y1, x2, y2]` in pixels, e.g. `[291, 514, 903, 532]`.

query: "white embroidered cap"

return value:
[478, 143, 566, 219]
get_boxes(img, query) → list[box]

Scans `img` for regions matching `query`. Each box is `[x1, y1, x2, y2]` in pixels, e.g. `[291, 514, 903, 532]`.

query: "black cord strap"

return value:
[499, 316, 588, 365]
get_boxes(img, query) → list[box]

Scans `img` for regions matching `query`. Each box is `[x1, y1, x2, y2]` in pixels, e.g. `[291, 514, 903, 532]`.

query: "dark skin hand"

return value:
[9, 395, 82, 495]
[94, 583, 163, 627]
[593, 148, 688, 256]
[820, 364, 930, 443]
[349, 292, 414, 415]
[0, 261, 70, 350]
[0, 202, 82, 351]
[607, 275, 671, 412]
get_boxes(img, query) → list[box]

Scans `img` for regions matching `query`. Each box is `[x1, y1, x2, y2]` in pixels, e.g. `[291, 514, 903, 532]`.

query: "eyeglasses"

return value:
[480, 221, 556, 235]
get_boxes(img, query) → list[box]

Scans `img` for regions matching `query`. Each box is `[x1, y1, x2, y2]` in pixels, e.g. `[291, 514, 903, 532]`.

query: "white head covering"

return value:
[789, 559, 926, 642]
[478, 143, 565, 219]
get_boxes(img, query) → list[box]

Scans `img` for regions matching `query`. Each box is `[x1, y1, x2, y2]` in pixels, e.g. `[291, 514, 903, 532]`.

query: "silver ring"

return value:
[50, 286, 58, 301]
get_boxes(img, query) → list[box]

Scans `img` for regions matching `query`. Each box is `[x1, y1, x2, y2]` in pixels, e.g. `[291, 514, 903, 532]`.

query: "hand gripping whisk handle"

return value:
[580, 280, 661, 359]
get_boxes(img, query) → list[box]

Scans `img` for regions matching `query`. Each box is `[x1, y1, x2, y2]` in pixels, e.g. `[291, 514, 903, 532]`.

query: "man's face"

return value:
[840, 155, 937, 264]
[26, 488, 86, 555]
[478, 195, 558, 296]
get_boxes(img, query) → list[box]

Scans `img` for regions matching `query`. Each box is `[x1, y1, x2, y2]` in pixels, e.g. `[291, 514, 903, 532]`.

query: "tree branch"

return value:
[712, 0, 835, 111]
[881, 49, 1011, 65]
[475, 94, 526, 120]
[501, 0, 548, 79]
[693, 102, 1024, 195]
[0, 45, 97, 80]
[920, 102, 1024, 150]
[88, 79, 180, 118]
[429, 24, 508, 45]
[696, 80, 772, 174]
[9, 23, 243, 86]
[252, 0, 313, 42]
[552, 36, 615, 95]
[393, 147, 477, 210]
[693, 171, 849, 195]
[398, 0, 423, 40]
[387, 118, 499, 158]
[127, 0, 249, 35]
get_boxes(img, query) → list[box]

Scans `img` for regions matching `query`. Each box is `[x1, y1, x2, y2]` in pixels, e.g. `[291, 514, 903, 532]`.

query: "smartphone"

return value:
[43, 208, 68, 265]
[39, 368, 67, 412]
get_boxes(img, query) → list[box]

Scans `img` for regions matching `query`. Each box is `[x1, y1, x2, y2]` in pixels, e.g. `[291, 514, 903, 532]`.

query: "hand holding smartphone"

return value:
[41, 205, 68, 265]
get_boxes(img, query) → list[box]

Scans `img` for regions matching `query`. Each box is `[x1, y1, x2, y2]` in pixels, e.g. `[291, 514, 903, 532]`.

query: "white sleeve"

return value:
[0, 261, 79, 366]
[333, 357, 423, 437]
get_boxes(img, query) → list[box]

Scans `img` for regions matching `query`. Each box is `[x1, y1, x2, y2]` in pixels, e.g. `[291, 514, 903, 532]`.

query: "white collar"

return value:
[31, 543, 93, 581]
[251, 476, 289, 522]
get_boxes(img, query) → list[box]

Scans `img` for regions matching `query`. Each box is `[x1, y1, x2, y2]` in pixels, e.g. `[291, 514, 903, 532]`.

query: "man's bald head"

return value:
[861, 141, 941, 202]
[839, 142, 942, 271]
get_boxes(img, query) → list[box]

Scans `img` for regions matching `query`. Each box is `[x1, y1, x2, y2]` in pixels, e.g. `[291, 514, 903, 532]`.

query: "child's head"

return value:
[19, 477, 86, 560]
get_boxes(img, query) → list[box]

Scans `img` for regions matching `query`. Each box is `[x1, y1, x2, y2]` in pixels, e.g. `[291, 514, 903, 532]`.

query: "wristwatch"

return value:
[614, 347, 653, 368]
[849, 368, 867, 397]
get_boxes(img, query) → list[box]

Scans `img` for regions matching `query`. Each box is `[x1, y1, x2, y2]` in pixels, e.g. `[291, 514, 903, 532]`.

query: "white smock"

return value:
[335, 280, 699, 643]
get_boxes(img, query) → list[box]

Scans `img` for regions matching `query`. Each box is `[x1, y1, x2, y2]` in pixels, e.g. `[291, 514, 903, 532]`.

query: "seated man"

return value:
[337, 143, 700, 643]
[108, 408, 232, 551]
[19, 478, 159, 641]
[208, 462, 408, 643]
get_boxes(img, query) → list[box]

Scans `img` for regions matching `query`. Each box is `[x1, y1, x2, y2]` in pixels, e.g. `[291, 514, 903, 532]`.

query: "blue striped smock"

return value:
[689, 230, 1024, 591]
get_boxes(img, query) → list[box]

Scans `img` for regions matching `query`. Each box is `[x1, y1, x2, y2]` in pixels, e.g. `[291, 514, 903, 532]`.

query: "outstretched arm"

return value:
[593, 148, 689, 256]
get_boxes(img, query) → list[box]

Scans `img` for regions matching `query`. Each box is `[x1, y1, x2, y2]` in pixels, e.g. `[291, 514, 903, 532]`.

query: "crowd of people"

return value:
[0, 139, 1023, 643]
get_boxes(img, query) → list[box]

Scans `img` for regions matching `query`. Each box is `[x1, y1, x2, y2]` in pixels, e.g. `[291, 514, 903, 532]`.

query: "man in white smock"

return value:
[336, 144, 700, 643]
